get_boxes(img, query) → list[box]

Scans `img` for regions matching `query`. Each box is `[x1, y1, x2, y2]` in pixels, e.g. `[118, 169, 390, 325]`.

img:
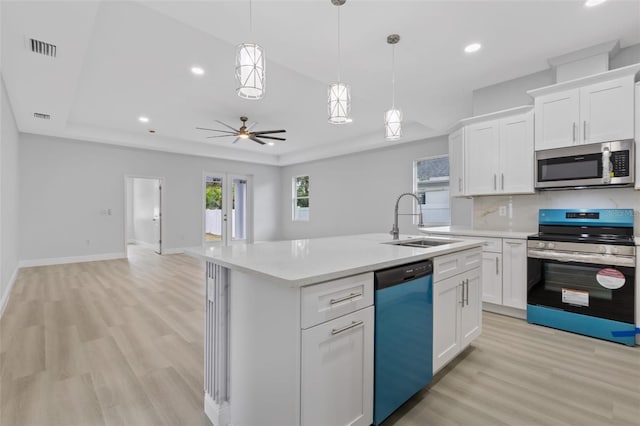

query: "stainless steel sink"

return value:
[383, 238, 460, 248]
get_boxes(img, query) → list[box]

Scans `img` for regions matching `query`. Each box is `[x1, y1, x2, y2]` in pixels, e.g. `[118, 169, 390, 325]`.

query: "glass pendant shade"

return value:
[235, 43, 265, 100]
[385, 108, 403, 140]
[328, 82, 351, 124]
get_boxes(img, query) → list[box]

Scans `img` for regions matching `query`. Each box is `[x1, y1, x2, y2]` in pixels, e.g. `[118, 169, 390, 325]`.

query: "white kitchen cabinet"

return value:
[502, 238, 527, 310]
[529, 68, 639, 151]
[481, 251, 502, 305]
[635, 82, 639, 191]
[301, 306, 374, 426]
[433, 248, 482, 373]
[533, 89, 580, 150]
[463, 112, 534, 196]
[449, 127, 465, 197]
[465, 120, 501, 195]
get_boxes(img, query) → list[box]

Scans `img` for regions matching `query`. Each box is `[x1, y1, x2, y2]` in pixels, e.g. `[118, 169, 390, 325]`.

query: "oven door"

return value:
[527, 254, 635, 323]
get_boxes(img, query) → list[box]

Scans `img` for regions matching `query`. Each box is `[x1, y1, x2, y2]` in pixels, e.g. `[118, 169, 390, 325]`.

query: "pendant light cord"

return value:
[391, 43, 396, 108]
[249, 0, 253, 34]
[337, 6, 341, 81]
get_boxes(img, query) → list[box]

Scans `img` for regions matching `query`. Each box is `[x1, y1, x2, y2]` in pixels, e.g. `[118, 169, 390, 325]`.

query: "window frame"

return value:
[292, 174, 310, 222]
[413, 155, 451, 227]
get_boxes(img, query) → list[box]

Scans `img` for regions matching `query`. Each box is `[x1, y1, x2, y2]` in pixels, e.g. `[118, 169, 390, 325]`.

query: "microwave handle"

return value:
[602, 148, 611, 184]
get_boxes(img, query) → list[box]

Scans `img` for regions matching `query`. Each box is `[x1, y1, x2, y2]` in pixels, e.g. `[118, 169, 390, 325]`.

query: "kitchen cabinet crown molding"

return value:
[526, 62, 640, 98]
[448, 105, 533, 133]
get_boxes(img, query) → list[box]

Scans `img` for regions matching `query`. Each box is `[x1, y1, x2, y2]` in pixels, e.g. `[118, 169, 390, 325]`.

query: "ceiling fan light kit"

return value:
[328, 0, 352, 124]
[385, 34, 402, 140]
[235, 0, 265, 100]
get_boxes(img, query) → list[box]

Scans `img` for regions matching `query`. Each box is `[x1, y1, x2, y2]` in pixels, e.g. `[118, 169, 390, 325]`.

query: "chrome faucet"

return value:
[390, 192, 424, 240]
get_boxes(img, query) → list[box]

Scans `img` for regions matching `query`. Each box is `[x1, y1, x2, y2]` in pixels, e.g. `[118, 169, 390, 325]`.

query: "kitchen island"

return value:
[186, 234, 483, 426]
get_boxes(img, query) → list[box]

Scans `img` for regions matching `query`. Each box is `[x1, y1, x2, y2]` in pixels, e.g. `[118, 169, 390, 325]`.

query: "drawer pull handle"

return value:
[331, 320, 364, 335]
[464, 279, 469, 306]
[330, 292, 362, 305]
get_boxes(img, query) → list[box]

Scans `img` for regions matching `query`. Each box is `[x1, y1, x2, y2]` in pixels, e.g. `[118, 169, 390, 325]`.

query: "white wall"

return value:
[132, 178, 159, 247]
[18, 134, 281, 262]
[0, 75, 20, 312]
[279, 136, 465, 240]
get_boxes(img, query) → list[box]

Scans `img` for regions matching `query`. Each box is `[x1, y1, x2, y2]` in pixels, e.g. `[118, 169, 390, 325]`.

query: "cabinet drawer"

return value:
[434, 248, 482, 282]
[301, 272, 374, 329]
[462, 236, 502, 253]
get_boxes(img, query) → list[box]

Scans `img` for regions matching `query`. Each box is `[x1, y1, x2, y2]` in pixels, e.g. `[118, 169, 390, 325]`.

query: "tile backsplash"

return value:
[472, 187, 640, 236]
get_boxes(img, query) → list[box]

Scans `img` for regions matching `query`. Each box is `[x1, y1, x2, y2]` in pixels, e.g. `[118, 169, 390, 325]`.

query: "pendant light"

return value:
[385, 34, 402, 140]
[235, 0, 265, 100]
[328, 0, 351, 124]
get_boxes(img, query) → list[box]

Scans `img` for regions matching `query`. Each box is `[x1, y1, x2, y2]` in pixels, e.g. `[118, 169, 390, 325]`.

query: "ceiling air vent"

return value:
[33, 112, 51, 120]
[29, 38, 57, 58]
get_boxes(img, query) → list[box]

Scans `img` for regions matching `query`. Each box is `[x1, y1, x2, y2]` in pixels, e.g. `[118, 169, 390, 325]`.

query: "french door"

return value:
[203, 172, 252, 246]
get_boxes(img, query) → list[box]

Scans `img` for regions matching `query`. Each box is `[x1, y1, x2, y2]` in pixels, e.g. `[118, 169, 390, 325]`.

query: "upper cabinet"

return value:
[635, 82, 639, 191]
[448, 128, 465, 197]
[528, 64, 640, 151]
[460, 109, 534, 197]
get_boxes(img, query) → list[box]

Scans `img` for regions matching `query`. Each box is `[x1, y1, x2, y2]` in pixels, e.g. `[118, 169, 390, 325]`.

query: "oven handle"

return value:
[527, 249, 636, 267]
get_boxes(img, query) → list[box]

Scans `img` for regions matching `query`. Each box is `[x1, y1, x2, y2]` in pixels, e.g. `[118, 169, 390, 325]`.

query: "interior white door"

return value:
[153, 180, 162, 254]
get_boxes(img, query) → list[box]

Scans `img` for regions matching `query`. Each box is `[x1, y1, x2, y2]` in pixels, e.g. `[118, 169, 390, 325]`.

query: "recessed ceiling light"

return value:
[585, 0, 607, 7]
[267, 142, 275, 146]
[464, 43, 482, 53]
[138, 116, 149, 123]
[191, 66, 205, 76]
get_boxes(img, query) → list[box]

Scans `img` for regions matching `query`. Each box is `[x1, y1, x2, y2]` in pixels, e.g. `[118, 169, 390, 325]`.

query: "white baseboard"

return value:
[19, 252, 126, 268]
[0, 267, 18, 319]
[128, 240, 157, 250]
[204, 393, 230, 426]
[162, 247, 187, 255]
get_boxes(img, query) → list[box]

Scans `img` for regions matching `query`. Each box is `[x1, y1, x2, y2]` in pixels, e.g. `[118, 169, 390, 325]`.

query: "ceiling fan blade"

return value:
[249, 135, 266, 145]
[206, 135, 233, 138]
[252, 129, 286, 135]
[246, 121, 258, 131]
[252, 135, 286, 141]
[196, 127, 237, 134]
[214, 120, 241, 132]
[231, 137, 241, 144]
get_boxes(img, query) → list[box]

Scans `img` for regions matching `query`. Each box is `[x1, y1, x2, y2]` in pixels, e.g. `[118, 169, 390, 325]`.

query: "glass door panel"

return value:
[205, 175, 224, 243]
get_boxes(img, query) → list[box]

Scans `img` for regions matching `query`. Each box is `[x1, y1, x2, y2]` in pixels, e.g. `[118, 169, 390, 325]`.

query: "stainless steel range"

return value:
[527, 209, 636, 346]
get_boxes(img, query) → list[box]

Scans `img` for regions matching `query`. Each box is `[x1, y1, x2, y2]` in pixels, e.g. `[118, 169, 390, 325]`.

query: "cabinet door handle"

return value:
[458, 177, 462, 192]
[493, 174, 497, 191]
[331, 320, 364, 335]
[330, 292, 362, 305]
[572, 122, 576, 143]
[464, 279, 469, 306]
[583, 121, 587, 142]
[459, 282, 465, 306]
[496, 257, 499, 274]
[501, 173, 504, 190]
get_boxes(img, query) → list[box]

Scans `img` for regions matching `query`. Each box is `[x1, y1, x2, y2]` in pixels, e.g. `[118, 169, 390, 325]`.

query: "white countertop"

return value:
[420, 226, 535, 240]
[185, 233, 482, 287]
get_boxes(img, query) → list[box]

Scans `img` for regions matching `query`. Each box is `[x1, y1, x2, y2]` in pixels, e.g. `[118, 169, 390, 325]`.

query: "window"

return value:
[414, 156, 450, 226]
[293, 175, 310, 221]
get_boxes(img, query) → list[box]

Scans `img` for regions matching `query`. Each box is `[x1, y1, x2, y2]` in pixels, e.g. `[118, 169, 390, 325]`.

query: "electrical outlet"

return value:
[499, 206, 507, 216]
[85, 239, 91, 245]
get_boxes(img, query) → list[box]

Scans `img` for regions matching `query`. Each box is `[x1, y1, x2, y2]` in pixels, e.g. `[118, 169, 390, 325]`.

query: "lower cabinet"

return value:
[481, 251, 502, 305]
[433, 249, 482, 374]
[301, 282, 374, 426]
[502, 239, 527, 310]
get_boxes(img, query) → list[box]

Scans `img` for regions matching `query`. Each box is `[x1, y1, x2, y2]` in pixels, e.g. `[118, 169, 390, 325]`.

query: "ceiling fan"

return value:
[196, 116, 286, 145]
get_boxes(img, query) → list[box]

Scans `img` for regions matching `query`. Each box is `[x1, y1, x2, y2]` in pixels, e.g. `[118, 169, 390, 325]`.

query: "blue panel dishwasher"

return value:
[374, 260, 433, 425]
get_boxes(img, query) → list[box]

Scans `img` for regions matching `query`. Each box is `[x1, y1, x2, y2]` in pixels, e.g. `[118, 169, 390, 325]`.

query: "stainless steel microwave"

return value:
[535, 140, 635, 189]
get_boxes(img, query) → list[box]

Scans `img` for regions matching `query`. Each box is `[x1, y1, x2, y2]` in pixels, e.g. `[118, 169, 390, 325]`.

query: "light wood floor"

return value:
[1, 247, 639, 426]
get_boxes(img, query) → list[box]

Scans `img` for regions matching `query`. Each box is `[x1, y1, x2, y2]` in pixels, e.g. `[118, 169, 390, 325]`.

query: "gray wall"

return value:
[278, 136, 460, 240]
[1, 75, 20, 311]
[18, 134, 281, 262]
[472, 42, 640, 116]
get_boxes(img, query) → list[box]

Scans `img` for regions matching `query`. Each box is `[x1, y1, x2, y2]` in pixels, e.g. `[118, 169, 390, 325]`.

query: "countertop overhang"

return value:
[185, 233, 482, 287]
